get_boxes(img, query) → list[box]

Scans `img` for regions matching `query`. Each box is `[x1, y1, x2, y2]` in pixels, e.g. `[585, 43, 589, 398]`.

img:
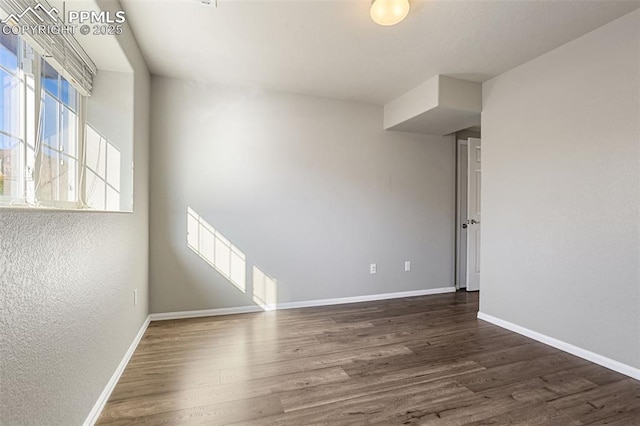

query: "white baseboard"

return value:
[83, 315, 151, 426]
[150, 305, 264, 321]
[150, 287, 457, 321]
[477, 312, 640, 381]
[275, 287, 456, 310]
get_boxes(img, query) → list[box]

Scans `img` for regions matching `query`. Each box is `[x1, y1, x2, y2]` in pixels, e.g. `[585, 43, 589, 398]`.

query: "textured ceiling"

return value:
[121, 0, 640, 104]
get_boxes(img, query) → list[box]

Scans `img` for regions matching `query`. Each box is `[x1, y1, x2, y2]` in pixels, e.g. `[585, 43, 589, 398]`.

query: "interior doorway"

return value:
[455, 136, 481, 291]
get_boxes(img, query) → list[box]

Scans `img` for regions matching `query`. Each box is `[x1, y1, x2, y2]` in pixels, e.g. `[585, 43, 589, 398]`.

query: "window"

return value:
[37, 60, 80, 204]
[0, 32, 119, 210]
[0, 33, 23, 200]
[0, 32, 83, 207]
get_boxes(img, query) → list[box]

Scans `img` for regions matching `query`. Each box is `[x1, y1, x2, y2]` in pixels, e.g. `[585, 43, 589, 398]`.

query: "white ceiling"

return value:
[121, 0, 640, 105]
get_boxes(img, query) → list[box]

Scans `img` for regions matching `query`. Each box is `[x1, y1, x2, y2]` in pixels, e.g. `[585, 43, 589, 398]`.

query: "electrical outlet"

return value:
[405, 261, 411, 272]
[134, 289, 138, 306]
[370, 263, 377, 274]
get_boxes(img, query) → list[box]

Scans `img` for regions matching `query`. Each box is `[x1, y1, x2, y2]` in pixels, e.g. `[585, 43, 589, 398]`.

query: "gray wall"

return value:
[150, 77, 455, 313]
[480, 10, 640, 369]
[0, 22, 150, 426]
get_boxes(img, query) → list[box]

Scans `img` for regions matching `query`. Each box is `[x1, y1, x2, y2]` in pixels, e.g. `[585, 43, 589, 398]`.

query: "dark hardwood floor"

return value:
[97, 291, 640, 425]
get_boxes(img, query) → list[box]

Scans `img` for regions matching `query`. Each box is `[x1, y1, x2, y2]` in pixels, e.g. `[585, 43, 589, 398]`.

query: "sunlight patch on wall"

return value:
[187, 207, 246, 292]
[252, 265, 277, 311]
[85, 125, 121, 211]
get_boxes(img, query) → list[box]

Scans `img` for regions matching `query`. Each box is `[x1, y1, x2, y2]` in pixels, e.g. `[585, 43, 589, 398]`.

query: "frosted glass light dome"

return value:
[370, 0, 410, 26]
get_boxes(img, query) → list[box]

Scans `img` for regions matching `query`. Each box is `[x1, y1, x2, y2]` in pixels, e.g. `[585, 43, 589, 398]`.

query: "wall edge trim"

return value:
[477, 311, 640, 380]
[275, 287, 457, 310]
[150, 305, 263, 320]
[150, 287, 457, 321]
[84, 315, 151, 426]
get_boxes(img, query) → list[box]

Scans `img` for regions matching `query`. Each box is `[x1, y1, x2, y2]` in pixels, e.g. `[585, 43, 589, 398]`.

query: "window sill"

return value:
[0, 202, 133, 214]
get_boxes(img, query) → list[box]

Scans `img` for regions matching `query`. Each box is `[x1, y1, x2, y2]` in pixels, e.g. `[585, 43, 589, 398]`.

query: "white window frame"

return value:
[0, 34, 25, 202]
[0, 33, 94, 210]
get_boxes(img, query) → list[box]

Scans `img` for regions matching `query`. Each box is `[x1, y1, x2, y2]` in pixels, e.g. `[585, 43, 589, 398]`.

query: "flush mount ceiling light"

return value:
[370, 0, 410, 26]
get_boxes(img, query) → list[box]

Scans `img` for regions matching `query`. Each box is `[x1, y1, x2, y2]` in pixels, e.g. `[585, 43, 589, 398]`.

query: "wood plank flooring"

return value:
[97, 292, 640, 425]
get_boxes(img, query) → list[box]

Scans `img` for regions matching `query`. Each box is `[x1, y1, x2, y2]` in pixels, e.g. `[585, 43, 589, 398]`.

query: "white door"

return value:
[456, 141, 468, 289]
[466, 138, 481, 291]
